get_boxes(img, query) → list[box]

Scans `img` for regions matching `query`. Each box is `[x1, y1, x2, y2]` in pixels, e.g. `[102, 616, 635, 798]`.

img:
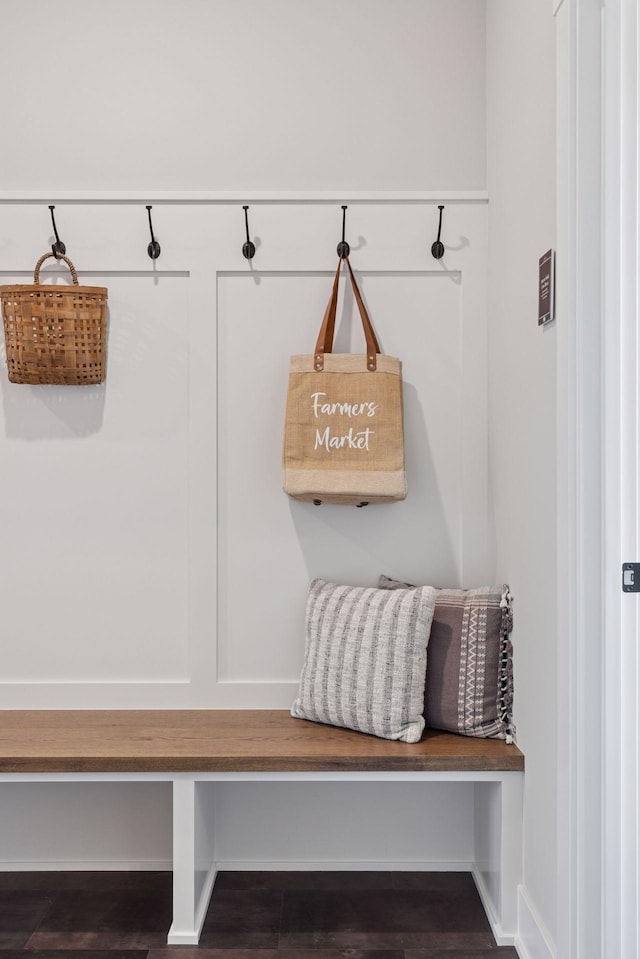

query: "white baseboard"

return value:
[515, 885, 556, 959]
[0, 858, 475, 873]
[472, 865, 515, 947]
[214, 859, 474, 872]
[0, 860, 172, 871]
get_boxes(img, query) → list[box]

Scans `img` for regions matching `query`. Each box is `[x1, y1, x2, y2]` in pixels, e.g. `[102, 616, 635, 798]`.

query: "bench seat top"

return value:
[0, 710, 524, 773]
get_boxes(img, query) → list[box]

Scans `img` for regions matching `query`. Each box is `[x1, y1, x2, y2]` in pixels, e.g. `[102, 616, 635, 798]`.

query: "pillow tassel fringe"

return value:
[499, 585, 516, 744]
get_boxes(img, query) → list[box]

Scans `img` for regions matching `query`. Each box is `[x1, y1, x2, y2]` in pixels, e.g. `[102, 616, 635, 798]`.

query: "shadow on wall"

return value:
[289, 381, 459, 590]
[0, 356, 107, 440]
[0, 288, 190, 441]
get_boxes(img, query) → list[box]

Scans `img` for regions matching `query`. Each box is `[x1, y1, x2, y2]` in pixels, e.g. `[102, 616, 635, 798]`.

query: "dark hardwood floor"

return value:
[0, 871, 518, 958]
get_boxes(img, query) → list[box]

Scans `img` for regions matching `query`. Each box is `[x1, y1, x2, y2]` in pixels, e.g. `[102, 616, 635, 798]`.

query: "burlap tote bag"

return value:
[283, 257, 406, 506]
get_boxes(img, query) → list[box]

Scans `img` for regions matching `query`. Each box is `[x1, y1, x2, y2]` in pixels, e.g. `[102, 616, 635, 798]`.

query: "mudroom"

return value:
[0, 2, 635, 959]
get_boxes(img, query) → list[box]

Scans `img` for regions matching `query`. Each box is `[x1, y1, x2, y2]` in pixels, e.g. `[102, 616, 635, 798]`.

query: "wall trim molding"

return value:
[472, 866, 515, 947]
[601, 0, 640, 956]
[0, 860, 172, 871]
[515, 885, 556, 959]
[0, 857, 474, 873]
[0, 190, 489, 205]
[214, 859, 474, 872]
[555, 1, 606, 956]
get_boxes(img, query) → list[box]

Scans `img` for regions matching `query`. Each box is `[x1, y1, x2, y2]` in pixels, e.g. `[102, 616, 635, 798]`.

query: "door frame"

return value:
[556, 0, 639, 955]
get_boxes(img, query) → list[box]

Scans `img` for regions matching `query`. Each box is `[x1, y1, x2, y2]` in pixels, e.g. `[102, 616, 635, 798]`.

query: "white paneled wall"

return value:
[217, 270, 471, 685]
[0, 0, 494, 870]
[0, 197, 488, 711]
[0, 195, 488, 866]
[0, 4, 565, 952]
[2, 272, 191, 685]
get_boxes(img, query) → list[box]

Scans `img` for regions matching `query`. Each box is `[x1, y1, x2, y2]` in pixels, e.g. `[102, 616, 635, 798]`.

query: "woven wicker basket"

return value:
[0, 252, 108, 385]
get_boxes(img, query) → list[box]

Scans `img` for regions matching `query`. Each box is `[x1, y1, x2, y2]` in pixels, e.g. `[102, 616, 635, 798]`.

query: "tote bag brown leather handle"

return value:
[313, 257, 380, 371]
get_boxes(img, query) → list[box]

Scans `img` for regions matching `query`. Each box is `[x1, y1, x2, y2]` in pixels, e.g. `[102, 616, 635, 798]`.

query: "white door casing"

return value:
[556, 0, 640, 955]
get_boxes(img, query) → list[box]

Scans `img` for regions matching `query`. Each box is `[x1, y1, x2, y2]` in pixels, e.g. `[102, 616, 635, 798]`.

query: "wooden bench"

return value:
[0, 710, 524, 946]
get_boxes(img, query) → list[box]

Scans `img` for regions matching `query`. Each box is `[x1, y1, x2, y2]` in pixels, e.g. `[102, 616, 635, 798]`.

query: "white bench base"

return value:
[2, 768, 522, 947]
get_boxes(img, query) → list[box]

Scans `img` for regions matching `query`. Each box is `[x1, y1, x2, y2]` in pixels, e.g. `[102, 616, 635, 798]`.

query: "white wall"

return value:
[0, 1, 492, 872]
[0, 197, 489, 864]
[0, 0, 486, 192]
[0, 198, 489, 709]
[486, 1, 557, 954]
[0, 5, 563, 947]
[0, 783, 172, 869]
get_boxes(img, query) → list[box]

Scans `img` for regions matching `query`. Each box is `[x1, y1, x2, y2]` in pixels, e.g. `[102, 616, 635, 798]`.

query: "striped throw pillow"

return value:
[291, 579, 437, 743]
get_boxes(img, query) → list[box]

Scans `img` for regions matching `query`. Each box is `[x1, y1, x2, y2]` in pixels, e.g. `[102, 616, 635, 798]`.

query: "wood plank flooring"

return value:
[0, 871, 519, 958]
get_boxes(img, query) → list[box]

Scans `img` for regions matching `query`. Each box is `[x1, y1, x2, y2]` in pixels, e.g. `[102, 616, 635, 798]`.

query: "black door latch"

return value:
[622, 563, 640, 592]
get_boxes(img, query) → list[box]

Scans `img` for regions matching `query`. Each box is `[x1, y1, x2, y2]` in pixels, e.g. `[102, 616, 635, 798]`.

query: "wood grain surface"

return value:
[0, 710, 524, 773]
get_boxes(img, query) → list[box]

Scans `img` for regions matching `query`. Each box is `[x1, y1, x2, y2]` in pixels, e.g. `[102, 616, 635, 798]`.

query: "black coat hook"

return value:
[336, 205, 350, 258]
[431, 205, 445, 259]
[146, 205, 161, 260]
[48, 205, 66, 259]
[242, 205, 256, 260]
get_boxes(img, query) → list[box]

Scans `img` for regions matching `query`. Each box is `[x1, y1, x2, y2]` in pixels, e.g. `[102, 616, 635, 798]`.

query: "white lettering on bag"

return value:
[311, 392, 378, 419]
[314, 426, 375, 451]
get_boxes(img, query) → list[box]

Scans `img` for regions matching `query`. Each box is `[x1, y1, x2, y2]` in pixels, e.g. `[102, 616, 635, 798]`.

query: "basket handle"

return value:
[33, 252, 79, 285]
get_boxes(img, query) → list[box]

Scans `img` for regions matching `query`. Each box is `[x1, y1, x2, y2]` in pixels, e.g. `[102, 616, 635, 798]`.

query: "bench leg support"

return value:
[498, 770, 524, 939]
[472, 773, 523, 945]
[168, 778, 217, 945]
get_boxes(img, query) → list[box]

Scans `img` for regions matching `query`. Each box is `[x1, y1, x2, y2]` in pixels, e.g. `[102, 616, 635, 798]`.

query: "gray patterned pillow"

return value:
[379, 576, 514, 742]
[291, 578, 437, 743]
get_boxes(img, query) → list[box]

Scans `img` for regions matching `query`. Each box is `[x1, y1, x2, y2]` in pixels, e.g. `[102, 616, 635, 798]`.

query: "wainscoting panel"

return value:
[0, 195, 488, 707]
